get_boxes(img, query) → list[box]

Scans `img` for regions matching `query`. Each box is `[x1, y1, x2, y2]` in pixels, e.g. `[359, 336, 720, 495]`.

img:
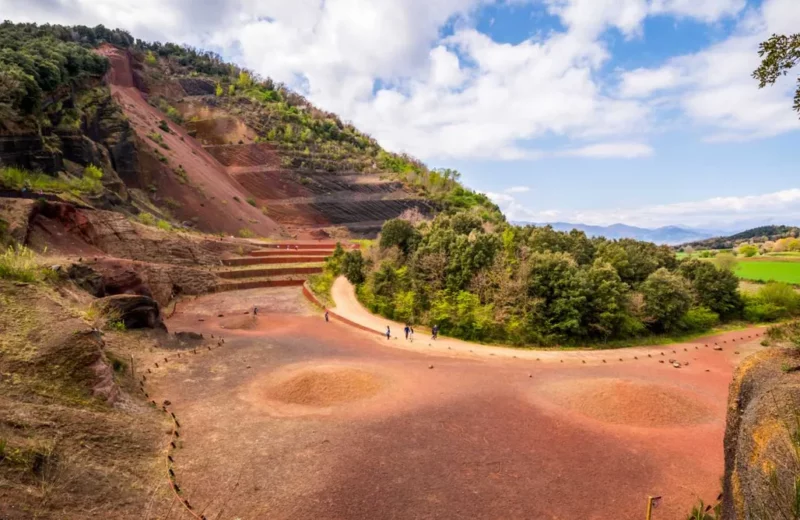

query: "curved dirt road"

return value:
[330, 276, 766, 363]
[146, 285, 766, 519]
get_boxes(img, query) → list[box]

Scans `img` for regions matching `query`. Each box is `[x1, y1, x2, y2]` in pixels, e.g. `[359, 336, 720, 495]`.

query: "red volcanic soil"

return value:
[96, 44, 283, 238]
[143, 287, 759, 519]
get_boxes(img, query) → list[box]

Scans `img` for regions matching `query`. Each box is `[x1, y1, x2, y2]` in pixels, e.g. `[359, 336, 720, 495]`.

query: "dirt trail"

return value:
[330, 276, 766, 363]
[146, 285, 755, 519]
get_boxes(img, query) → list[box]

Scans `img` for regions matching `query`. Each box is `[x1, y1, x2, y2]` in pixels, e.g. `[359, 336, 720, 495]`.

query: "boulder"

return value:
[69, 263, 106, 297]
[95, 294, 162, 329]
[722, 348, 800, 518]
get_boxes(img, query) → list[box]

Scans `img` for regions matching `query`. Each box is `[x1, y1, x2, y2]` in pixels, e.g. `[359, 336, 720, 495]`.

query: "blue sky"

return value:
[5, 0, 799, 230]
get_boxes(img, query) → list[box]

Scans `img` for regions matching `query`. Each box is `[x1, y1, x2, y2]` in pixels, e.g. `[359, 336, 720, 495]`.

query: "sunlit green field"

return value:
[735, 261, 800, 284]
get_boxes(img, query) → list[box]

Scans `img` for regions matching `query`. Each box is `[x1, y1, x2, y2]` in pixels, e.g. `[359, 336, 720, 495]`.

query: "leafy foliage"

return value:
[340, 213, 759, 346]
[753, 33, 800, 115]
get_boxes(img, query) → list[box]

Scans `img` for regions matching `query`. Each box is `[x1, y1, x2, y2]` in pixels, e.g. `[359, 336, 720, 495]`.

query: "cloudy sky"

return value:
[3, 0, 798, 229]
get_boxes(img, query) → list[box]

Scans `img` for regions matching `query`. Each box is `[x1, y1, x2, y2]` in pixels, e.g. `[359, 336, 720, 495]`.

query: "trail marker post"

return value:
[645, 495, 661, 520]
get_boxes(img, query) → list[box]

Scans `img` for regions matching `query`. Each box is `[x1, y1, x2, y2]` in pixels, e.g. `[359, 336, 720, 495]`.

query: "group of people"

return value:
[383, 324, 439, 341]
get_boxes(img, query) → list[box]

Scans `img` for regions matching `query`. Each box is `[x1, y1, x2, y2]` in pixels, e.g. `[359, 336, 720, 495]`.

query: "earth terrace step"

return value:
[215, 278, 306, 292]
[223, 255, 329, 266]
[247, 249, 333, 257]
[252, 243, 342, 251]
[217, 266, 323, 279]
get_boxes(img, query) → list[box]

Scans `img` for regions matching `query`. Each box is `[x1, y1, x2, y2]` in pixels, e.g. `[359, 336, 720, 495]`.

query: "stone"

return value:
[672, 362, 681, 368]
[69, 263, 106, 297]
[94, 294, 162, 329]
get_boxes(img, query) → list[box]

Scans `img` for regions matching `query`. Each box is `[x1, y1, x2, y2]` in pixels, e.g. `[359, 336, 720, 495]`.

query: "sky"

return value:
[3, 0, 799, 230]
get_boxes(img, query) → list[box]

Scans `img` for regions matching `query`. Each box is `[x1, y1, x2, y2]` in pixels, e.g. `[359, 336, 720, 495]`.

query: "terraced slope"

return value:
[173, 94, 433, 237]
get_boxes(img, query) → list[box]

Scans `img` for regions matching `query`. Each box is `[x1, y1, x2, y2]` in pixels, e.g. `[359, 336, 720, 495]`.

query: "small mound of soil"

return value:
[220, 315, 260, 330]
[266, 367, 383, 407]
[538, 378, 713, 427]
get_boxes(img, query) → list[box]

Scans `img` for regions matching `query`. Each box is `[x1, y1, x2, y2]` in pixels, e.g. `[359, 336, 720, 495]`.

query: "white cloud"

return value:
[619, 66, 683, 97]
[616, 0, 800, 141]
[505, 186, 531, 193]
[2, 0, 797, 163]
[492, 188, 800, 228]
[650, 0, 746, 22]
[560, 142, 654, 158]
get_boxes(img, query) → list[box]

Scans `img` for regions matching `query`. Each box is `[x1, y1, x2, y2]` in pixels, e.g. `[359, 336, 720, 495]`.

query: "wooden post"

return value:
[645, 496, 661, 520]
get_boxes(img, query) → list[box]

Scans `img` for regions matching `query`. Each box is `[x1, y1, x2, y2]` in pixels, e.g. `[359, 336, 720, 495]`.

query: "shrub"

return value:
[156, 219, 172, 231]
[679, 307, 720, 332]
[246, 197, 257, 207]
[238, 228, 255, 239]
[758, 282, 800, 314]
[137, 212, 156, 226]
[743, 298, 788, 322]
[158, 120, 170, 133]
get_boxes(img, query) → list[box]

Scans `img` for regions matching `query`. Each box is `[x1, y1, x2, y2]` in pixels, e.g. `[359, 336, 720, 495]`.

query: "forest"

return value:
[323, 210, 799, 346]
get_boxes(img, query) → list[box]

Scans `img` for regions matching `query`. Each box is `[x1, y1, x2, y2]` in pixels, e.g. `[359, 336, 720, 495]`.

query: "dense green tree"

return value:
[341, 250, 366, 285]
[580, 262, 631, 339]
[640, 268, 693, 332]
[379, 218, 421, 255]
[525, 252, 587, 339]
[679, 259, 742, 318]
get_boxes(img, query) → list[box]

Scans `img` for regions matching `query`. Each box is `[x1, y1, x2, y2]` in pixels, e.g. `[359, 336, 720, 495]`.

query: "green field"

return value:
[735, 261, 800, 284]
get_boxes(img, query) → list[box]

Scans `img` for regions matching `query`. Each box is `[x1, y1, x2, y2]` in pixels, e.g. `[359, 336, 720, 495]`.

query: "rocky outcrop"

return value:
[70, 258, 219, 306]
[0, 134, 63, 174]
[722, 348, 800, 519]
[94, 294, 163, 329]
[0, 198, 38, 245]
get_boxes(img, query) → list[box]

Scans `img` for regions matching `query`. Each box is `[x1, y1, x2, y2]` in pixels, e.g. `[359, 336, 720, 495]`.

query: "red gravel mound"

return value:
[539, 378, 713, 427]
[265, 366, 383, 407]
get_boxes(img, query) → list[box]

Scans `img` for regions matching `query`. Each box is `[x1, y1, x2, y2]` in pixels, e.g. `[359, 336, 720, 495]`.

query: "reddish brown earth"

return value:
[96, 44, 283, 238]
[145, 286, 765, 520]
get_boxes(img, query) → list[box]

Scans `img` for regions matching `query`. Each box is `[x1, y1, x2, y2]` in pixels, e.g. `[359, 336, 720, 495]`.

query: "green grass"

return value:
[0, 166, 102, 195]
[0, 245, 54, 283]
[736, 261, 800, 285]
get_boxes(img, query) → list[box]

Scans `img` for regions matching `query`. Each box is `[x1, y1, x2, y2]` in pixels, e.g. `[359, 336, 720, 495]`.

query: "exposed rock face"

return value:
[0, 198, 38, 244]
[0, 134, 63, 174]
[68, 263, 107, 297]
[722, 348, 800, 519]
[95, 294, 162, 329]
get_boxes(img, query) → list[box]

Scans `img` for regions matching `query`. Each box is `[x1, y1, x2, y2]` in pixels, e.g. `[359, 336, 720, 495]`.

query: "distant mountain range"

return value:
[512, 222, 726, 245]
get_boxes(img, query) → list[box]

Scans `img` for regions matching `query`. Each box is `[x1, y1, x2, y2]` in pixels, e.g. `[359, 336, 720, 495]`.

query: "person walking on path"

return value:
[324, 310, 329, 322]
[432, 324, 439, 340]
[253, 307, 258, 316]
[409, 326, 414, 342]
[386, 326, 391, 340]
[404, 325, 410, 340]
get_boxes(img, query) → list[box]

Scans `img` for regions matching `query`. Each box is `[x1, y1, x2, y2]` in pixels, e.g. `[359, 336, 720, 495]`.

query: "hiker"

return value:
[386, 326, 391, 340]
[432, 324, 439, 340]
[409, 326, 414, 342]
[324, 310, 329, 322]
[404, 325, 410, 340]
[253, 306, 258, 316]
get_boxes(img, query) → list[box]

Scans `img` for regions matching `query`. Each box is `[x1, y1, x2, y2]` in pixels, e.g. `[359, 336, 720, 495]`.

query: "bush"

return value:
[156, 219, 172, 231]
[342, 250, 366, 284]
[246, 197, 257, 207]
[238, 228, 255, 239]
[679, 307, 719, 332]
[308, 271, 335, 305]
[758, 282, 800, 314]
[137, 212, 156, 226]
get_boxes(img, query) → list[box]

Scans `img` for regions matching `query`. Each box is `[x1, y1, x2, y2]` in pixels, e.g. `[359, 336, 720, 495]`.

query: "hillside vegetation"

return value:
[0, 21, 498, 238]
[322, 216, 800, 346]
[682, 225, 800, 251]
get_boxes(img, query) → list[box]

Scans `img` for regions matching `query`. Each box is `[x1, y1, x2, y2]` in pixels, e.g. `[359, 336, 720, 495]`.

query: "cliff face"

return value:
[722, 347, 800, 519]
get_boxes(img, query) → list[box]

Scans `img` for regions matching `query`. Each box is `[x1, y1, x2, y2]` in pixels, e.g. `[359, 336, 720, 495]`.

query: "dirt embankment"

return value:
[722, 348, 800, 519]
[0, 281, 175, 519]
[96, 44, 284, 238]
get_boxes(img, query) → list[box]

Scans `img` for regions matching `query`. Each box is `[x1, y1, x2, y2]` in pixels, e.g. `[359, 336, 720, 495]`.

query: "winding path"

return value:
[329, 276, 766, 363]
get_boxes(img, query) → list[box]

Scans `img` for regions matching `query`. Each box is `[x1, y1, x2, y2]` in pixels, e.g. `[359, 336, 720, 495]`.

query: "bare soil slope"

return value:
[97, 44, 283, 238]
